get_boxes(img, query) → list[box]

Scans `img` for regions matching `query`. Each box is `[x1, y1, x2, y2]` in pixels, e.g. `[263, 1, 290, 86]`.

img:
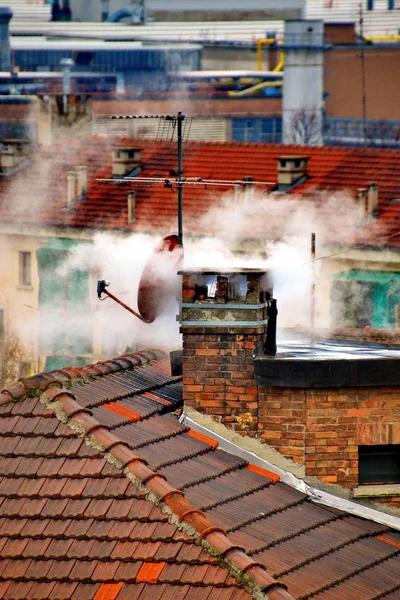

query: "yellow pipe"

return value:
[256, 38, 276, 71]
[272, 49, 285, 72]
[228, 79, 283, 98]
[366, 35, 400, 41]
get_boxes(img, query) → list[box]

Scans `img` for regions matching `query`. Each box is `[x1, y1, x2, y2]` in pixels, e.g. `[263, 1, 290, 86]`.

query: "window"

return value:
[359, 445, 400, 484]
[19, 361, 31, 378]
[367, 0, 374, 10]
[388, 0, 395, 10]
[19, 251, 32, 286]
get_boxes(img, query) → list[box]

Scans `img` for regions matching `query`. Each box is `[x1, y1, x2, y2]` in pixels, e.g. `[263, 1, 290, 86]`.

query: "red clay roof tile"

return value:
[0, 354, 399, 599]
[94, 583, 124, 600]
[137, 561, 166, 584]
[1, 137, 400, 248]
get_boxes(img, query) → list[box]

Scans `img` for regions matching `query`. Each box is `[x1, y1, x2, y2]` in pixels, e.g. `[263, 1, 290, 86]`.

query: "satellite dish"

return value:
[98, 234, 182, 323]
[137, 234, 182, 323]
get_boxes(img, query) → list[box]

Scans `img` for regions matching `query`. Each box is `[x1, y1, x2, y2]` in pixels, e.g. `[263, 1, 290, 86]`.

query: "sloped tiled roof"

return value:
[1, 137, 400, 248]
[1, 351, 400, 599]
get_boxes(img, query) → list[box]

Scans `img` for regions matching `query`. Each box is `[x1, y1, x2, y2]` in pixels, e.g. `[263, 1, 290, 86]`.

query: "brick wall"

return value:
[258, 385, 400, 492]
[258, 387, 306, 465]
[181, 326, 400, 506]
[181, 326, 264, 436]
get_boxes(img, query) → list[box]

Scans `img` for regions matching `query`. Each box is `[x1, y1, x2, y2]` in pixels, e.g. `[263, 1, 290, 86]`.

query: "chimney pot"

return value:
[367, 182, 379, 217]
[357, 188, 367, 219]
[67, 171, 76, 207]
[112, 146, 142, 177]
[76, 165, 87, 200]
[276, 155, 309, 190]
[127, 191, 136, 224]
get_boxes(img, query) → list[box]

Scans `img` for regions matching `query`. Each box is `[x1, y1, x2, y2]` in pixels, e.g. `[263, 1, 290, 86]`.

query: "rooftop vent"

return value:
[112, 146, 142, 178]
[0, 142, 28, 174]
[127, 191, 136, 224]
[67, 171, 76, 207]
[276, 155, 309, 190]
[76, 165, 87, 201]
[367, 182, 379, 217]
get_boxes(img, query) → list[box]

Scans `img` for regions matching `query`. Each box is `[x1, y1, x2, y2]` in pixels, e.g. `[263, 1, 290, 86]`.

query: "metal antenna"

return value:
[311, 232, 316, 345]
[101, 114, 275, 248]
[177, 111, 184, 246]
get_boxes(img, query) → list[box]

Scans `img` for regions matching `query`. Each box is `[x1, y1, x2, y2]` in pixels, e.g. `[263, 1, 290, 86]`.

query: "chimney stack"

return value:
[127, 191, 136, 224]
[357, 188, 367, 219]
[367, 182, 379, 217]
[112, 147, 142, 178]
[276, 156, 309, 190]
[180, 267, 273, 435]
[76, 165, 87, 200]
[67, 171, 76, 207]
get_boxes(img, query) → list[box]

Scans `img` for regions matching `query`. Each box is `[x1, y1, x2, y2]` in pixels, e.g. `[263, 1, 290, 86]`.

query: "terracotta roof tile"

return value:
[71, 583, 102, 599]
[94, 583, 124, 600]
[1, 137, 400, 248]
[48, 582, 79, 600]
[0, 353, 398, 599]
[3, 581, 36, 600]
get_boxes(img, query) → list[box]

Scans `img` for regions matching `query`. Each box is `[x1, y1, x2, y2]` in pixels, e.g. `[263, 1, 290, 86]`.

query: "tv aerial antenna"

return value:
[97, 112, 275, 247]
[96, 112, 275, 322]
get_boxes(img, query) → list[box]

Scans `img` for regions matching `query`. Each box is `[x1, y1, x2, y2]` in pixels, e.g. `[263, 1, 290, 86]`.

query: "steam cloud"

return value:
[55, 186, 362, 357]
[2, 128, 364, 361]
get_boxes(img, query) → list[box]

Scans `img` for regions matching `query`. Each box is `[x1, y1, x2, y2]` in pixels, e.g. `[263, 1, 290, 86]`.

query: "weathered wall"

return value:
[325, 46, 400, 120]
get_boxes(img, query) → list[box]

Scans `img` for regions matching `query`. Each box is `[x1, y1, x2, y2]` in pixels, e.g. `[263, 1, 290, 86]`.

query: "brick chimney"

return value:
[276, 156, 309, 191]
[180, 268, 273, 435]
[112, 146, 142, 178]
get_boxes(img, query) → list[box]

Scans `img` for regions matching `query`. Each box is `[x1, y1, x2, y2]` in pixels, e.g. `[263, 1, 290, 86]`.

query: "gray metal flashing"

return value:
[182, 302, 269, 309]
[181, 319, 268, 327]
[182, 413, 400, 532]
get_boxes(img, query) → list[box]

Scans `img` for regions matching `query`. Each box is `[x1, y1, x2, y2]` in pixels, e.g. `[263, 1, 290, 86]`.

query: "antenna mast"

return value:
[177, 111, 184, 247]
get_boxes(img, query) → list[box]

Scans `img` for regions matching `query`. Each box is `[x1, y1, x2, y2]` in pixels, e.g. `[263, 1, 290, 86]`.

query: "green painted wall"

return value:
[36, 239, 93, 370]
[331, 269, 400, 329]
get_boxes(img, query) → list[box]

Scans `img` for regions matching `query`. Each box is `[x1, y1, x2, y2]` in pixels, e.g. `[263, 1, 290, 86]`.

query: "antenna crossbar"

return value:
[97, 177, 274, 187]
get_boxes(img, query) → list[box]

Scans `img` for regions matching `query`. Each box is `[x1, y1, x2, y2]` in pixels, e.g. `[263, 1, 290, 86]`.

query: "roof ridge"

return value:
[35, 382, 294, 600]
[0, 349, 167, 408]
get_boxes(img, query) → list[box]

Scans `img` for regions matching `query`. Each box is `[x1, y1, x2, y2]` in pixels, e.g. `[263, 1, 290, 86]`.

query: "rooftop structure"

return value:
[0, 136, 399, 248]
[0, 348, 399, 599]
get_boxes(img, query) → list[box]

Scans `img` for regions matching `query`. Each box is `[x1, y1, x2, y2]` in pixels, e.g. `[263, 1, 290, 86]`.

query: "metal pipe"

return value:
[228, 79, 283, 98]
[273, 49, 285, 72]
[265, 299, 278, 357]
[177, 111, 184, 247]
[366, 35, 400, 41]
[97, 280, 150, 323]
[311, 233, 316, 344]
[256, 38, 276, 72]
[103, 289, 150, 323]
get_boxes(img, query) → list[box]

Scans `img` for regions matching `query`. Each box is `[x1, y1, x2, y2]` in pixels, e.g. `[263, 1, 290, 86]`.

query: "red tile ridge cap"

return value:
[38, 385, 294, 600]
[0, 349, 169, 409]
